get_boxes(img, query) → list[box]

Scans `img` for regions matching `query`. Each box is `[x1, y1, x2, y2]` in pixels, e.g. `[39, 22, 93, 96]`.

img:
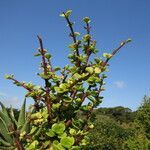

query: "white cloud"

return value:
[0, 96, 21, 108]
[0, 92, 6, 96]
[114, 81, 126, 89]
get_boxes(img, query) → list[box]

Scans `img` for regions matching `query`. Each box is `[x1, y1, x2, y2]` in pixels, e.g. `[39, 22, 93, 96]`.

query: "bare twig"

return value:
[104, 40, 129, 66]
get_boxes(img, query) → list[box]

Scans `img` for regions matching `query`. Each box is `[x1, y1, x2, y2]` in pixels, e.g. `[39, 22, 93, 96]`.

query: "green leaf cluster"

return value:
[1, 9, 131, 149]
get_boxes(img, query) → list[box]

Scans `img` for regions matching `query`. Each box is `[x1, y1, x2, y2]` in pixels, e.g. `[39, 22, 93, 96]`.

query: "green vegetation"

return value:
[86, 96, 150, 150]
[136, 96, 150, 139]
[0, 100, 30, 149]
[1, 9, 148, 150]
[1, 97, 150, 149]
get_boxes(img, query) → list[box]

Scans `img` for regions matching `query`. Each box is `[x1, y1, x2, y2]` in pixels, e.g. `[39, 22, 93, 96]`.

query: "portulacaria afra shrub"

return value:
[1, 10, 131, 150]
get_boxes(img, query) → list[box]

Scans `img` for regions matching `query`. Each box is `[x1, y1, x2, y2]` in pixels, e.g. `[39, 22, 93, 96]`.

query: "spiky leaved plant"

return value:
[4, 10, 131, 149]
[0, 99, 30, 150]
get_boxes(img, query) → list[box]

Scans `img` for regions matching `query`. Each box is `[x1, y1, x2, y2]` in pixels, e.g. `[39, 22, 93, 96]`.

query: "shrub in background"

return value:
[87, 115, 131, 150]
[86, 99, 150, 150]
[136, 95, 150, 139]
[1, 10, 130, 149]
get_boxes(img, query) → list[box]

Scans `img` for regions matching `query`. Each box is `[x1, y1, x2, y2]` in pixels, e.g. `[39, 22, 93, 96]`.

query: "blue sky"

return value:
[0, 0, 150, 110]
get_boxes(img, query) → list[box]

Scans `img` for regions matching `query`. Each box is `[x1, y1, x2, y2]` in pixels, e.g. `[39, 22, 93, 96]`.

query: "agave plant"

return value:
[0, 99, 30, 150]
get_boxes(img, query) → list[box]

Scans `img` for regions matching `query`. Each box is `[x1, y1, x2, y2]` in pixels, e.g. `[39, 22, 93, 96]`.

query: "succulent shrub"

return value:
[3, 10, 131, 149]
[0, 99, 30, 149]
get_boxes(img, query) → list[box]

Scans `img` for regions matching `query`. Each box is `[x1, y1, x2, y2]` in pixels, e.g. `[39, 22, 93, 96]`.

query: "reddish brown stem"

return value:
[15, 139, 22, 150]
[37, 35, 52, 121]
[10, 78, 32, 91]
[63, 13, 77, 43]
[70, 90, 77, 99]
[63, 12, 80, 67]
[104, 41, 127, 66]
[86, 22, 90, 46]
[65, 119, 72, 127]
[84, 22, 92, 66]
[37, 36, 48, 75]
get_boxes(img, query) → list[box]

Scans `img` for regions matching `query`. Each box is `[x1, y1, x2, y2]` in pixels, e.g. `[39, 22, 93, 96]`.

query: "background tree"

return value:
[95, 106, 135, 123]
[136, 95, 150, 139]
[86, 97, 150, 150]
[87, 115, 130, 150]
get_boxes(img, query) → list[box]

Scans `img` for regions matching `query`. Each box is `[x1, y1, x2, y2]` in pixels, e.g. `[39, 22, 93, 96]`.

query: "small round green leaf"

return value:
[34, 53, 41, 57]
[45, 53, 51, 59]
[74, 32, 80, 37]
[94, 67, 101, 74]
[85, 67, 94, 74]
[46, 129, 55, 137]
[4, 74, 14, 79]
[52, 123, 65, 135]
[69, 129, 76, 135]
[103, 53, 112, 59]
[60, 136, 75, 149]
[126, 38, 132, 43]
[83, 17, 91, 23]
[65, 10, 72, 17]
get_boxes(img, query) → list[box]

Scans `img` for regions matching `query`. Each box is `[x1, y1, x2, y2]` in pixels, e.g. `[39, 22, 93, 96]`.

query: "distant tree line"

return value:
[86, 96, 150, 150]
